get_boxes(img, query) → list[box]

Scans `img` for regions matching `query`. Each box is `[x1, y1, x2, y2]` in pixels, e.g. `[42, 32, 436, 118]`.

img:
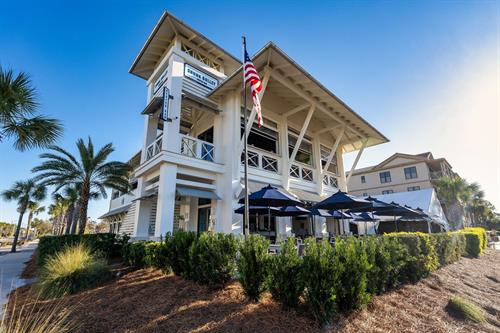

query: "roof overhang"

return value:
[209, 43, 389, 153]
[129, 11, 241, 80]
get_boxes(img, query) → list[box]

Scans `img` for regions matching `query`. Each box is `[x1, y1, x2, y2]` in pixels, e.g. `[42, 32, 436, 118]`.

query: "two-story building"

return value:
[347, 152, 455, 197]
[99, 12, 388, 240]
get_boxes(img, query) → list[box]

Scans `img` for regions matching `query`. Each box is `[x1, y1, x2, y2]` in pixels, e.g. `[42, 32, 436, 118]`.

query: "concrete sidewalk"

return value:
[0, 241, 37, 315]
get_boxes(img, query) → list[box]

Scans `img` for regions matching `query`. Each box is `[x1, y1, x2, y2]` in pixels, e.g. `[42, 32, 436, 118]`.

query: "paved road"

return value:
[0, 242, 37, 315]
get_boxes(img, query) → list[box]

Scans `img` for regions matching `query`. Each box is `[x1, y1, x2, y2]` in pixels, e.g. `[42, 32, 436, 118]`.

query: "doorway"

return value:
[197, 198, 211, 233]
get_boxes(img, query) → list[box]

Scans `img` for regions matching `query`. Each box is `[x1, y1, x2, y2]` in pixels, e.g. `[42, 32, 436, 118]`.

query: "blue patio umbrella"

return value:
[350, 196, 394, 213]
[237, 185, 304, 236]
[309, 208, 333, 217]
[312, 190, 372, 211]
[375, 202, 427, 232]
[330, 210, 353, 219]
[238, 184, 304, 207]
[234, 206, 281, 215]
[277, 205, 310, 217]
[312, 191, 371, 236]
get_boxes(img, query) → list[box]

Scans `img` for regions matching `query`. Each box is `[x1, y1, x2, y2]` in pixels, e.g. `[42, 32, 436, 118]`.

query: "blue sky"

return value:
[0, 0, 498, 225]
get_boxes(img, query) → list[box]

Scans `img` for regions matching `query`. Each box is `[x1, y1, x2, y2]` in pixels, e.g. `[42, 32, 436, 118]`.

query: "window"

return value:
[407, 186, 420, 192]
[379, 171, 391, 183]
[404, 166, 418, 180]
[361, 176, 366, 183]
[241, 116, 279, 154]
[362, 193, 368, 197]
[382, 190, 394, 194]
[111, 191, 120, 200]
[320, 145, 338, 174]
[288, 130, 313, 166]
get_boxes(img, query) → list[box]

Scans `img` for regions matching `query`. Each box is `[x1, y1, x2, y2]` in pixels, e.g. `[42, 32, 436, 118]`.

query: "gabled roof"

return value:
[348, 152, 453, 175]
[209, 42, 389, 152]
[129, 11, 241, 80]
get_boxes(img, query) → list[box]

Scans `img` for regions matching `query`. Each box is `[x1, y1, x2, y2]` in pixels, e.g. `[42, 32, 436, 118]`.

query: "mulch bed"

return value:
[20, 250, 38, 279]
[6, 250, 500, 333]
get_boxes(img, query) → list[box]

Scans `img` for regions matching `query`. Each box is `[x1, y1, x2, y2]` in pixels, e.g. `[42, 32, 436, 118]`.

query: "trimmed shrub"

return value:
[237, 234, 270, 301]
[461, 232, 482, 258]
[122, 240, 150, 268]
[144, 242, 170, 272]
[189, 232, 238, 286]
[39, 243, 112, 298]
[385, 232, 438, 282]
[460, 227, 487, 257]
[302, 239, 343, 327]
[164, 230, 197, 277]
[335, 237, 371, 311]
[268, 237, 303, 309]
[38, 233, 126, 266]
[432, 232, 466, 266]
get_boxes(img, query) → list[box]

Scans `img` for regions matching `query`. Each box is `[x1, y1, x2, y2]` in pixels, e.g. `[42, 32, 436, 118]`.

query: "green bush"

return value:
[461, 232, 482, 258]
[460, 227, 487, 257]
[164, 230, 197, 277]
[335, 237, 371, 311]
[122, 240, 150, 268]
[432, 233, 466, 266]
[38, 233, 126, 266]
[144, 242, 170, 272]
[302, 239, 343, 327]
[39, 243, 112, 298]
[385, 232, 438, 282]
[189, 232, 238, 286]
[268, 237, 303, 309]
[237, 234, 270, 301]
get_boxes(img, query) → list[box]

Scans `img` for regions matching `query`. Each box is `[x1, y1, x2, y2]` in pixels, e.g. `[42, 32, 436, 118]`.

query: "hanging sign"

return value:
[184, 64, 218, 90]
[159, 86, 172, 121]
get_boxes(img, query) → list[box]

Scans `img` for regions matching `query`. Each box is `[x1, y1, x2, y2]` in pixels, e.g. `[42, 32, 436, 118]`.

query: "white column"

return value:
[154, 163, 178, 237]
[163, 53, 184, 153]
[279, 117, 290, 189]
[132, 177, 151, 238]
[337, 146, 347, 192]
[313, 134, 323, 195]
[140, 116, 159, 163]
[214, 93, 242, 234]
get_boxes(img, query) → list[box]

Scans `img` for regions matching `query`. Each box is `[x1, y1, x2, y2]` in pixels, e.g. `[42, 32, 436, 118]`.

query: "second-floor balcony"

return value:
[144, 134, 215, 163]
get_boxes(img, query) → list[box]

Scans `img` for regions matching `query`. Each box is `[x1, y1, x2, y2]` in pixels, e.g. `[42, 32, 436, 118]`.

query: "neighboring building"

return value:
[347, 152, 455, 197]
[99, 12, 388, 240]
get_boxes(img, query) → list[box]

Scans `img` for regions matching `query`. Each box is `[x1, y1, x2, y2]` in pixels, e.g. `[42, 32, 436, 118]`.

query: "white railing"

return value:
[322, 172, 339, 188]
[289, 162, 314, 182]
[146, 136, 162, 161]
[241, 148, 280, 174]
[180, 134, 215, 162]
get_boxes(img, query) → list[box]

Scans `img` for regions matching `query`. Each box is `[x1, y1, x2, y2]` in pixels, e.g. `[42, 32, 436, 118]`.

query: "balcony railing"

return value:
[180, 134, 215, 162]
[146, 136, 162, 161]
[241, 149, 280, 174]
[289, 162, 314, 182]
[322, 172, 339, 188]
[429, 171, 444, 179]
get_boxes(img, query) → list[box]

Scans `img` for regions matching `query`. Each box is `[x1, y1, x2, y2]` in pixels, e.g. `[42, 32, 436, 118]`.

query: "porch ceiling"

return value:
[209, 42, 389, 153]
[129, 11, 241, 80]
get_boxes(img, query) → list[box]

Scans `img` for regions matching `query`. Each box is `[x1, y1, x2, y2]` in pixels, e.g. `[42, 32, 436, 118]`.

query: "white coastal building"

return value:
[99, 12, 388, 241]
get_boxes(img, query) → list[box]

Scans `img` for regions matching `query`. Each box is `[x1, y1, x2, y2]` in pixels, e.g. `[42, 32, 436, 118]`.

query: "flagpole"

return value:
[242, 36, 249, 237]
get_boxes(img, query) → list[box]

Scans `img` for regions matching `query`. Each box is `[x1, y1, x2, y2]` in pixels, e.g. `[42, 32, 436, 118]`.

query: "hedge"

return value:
[40, 227, 487, 326]
[38, 233, 128, 266]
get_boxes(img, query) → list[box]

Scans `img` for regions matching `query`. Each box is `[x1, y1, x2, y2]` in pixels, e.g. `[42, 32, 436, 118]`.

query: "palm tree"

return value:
[1, 179, 46, 252]
[25, 201, 45, 239]
[433, 176, 470, 229]
[48, 196, 69, 235]
[33, 137, 131, 234]
[0, 67, 63, 151]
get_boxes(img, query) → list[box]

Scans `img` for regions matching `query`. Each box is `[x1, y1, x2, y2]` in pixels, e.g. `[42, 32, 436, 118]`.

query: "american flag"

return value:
[244, 49, 263, 127]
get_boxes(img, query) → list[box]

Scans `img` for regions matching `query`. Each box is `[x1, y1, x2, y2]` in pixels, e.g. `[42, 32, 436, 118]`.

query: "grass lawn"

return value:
[6, 250, 500, 332]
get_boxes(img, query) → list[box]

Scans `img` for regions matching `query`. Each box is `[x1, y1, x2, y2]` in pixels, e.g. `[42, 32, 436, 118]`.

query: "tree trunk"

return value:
[71, 203, 80, 234]
[25, 211, 34, 240]
[78, 186, 90, 235]
[11, 208, 26, 253]
[65, 204, 75, 235]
